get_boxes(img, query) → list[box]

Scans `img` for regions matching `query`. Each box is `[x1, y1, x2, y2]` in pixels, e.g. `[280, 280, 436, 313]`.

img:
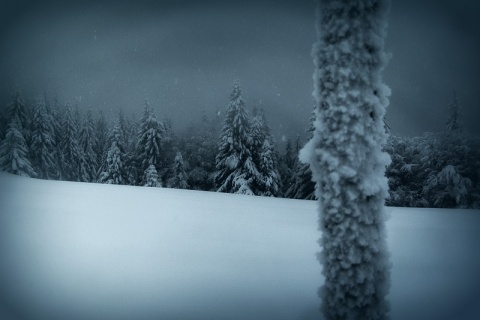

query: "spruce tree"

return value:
[136, 101, 165, 185]
[168, 151, 189, 189]
[30, 96, 57, 179]
[257, 137, 280, 196]
[79, 109, 98, 182]
[5, 87, 29, 134]
[46, 96, 63, 179]
[144, 164, 162, 187]
[0, 115, 36, 177]
[0, 108, 7, 142]
[180, 112, 219, 191]
[94, 110, 109, 179]
[250, 109, 280, 196]
[59, 104, 85, 181]
[384, 135, 427, 207]
[214, 82, 258, 195]
[98, 119, 127, 185]
[286, 161, 316, 200]
[446, 90, 460, 133]
[278, 139, 294, 195]
[421, 93, 478, 208]
[302, 1, 391, 318]
[286, 116, 316, 200]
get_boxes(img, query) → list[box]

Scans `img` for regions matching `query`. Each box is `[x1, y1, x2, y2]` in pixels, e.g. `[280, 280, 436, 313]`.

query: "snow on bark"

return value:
[303, 1, 392, 319]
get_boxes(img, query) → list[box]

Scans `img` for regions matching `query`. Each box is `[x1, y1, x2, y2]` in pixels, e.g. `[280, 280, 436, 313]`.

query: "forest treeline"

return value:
[0, 85, 479, 208]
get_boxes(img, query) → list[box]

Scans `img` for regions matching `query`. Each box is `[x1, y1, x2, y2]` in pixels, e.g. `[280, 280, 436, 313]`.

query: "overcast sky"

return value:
[1, 0, 479, 139]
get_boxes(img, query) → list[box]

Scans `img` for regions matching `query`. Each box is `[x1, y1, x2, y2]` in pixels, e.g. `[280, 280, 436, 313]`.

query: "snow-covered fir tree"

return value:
[286, 113, 316, 200]
[0, 107, 7, 142]
[113, 109, 137, 185]
[94, 110, 109, 179]
[168, 151, 189, 189]
[424, 164, 472, 208]
[250, 107, 267, 157]
[250, 108, 280, 196]
[278, 138, 295, 195]
[45, 96, 63, 179]
[98, 119, 127, 185]
[286, 162, 316, 199]
[181, 111, 219, 191]
[257, 137, 280, 196]
[0, 115, 36, 177]
[420, 94, 479, 208]
[143, 164, 162, 187]
[5, 87, 29, 136]
[214, 82, 258, 195]
[59, 104, 86, 181]
[159, 115, 176, 183]
[446, 90, 460, 133]
[384, 135, 427, 207]
[29, 96, 57, 179]
[302, 1, 391, 319]
[136, 101, 165, 185]
[79, 109, 98, 182]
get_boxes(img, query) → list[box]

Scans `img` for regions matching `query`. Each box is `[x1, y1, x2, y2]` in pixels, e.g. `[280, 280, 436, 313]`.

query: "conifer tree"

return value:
[384, 135, 427, 207]
[284, 139, 295, 169]
[136, 101, 165, 185]
[250, 108, 267, 159]
[286, 161, 316, 199]
[98, 119, 127, 185]
[257, 137, 280, 196]
[0, 115, 36, 177]
[214, 82, 258, 195]
[30, 96, 57, 179]
[180, 111, 219, 191]
[46, 96, 63, 179]
[168, 151, 189, 189]
[286, 118, 316, 200]
[59, 104, 85, 181]
[5, 87, 29, 134]
[420, 93, 478, 208]
[94, 110, 109, 179]
[144, 164, 162, 187]
[0, 108, 7, 142]
[446, 90, 460, 133]
[302, 1, 391, 318]
[123, 112, 139, 185]
[250, 109, 280, 196]
[79, 109, 98, 182]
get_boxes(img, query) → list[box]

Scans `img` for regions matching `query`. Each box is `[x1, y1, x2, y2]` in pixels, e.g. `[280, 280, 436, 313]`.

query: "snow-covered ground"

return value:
[0, 172, 479, 320]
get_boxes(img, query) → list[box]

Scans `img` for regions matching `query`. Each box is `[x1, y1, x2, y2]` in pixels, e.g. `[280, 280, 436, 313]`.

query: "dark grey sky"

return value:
[1, 0, 479, 139]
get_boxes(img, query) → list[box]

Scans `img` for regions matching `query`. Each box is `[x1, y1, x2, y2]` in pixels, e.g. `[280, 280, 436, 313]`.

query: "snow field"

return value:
[0, 172, 479, 319]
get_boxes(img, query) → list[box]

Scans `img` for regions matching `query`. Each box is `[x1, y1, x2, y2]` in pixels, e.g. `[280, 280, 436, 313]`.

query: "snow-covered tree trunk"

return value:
[302, 1, 391, 319]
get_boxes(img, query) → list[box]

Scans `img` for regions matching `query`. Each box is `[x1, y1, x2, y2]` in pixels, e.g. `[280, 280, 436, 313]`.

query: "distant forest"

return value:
[0, 86, 479, 209]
